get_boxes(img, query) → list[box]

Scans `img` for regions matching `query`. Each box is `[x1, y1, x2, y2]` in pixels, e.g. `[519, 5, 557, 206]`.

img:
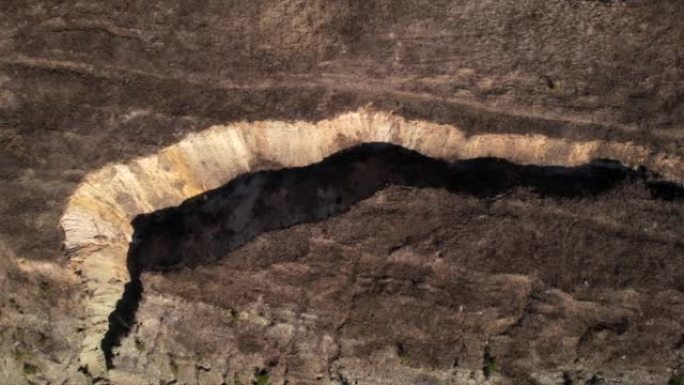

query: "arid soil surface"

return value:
[128, 166, 684, 384]
[1, 1, 684, 384]
[3, 0, 684, 264]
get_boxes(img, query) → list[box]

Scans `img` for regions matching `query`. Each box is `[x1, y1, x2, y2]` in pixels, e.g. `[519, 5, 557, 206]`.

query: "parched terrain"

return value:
[133, 182, 684, 384]
[0, 1, 683, 384]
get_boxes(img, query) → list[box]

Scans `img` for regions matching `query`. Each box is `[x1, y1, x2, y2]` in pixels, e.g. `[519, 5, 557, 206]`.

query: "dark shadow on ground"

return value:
[101, 142, 684, 368]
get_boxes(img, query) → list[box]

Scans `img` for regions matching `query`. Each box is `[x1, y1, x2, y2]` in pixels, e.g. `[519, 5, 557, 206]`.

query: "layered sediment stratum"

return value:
[59, 108, 684, 378]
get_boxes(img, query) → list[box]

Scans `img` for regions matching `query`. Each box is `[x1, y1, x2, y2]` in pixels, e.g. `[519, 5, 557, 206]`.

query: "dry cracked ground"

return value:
[1, 1, 684, 384]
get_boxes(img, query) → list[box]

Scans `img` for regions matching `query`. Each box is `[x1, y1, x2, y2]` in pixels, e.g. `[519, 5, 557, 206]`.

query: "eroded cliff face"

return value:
[56, 109, 684, 384]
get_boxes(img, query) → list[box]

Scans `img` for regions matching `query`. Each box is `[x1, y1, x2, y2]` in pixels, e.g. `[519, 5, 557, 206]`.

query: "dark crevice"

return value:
[100, 142, 683, 368]
[648, 180, 684, 200]
[101, 279, 143, 369]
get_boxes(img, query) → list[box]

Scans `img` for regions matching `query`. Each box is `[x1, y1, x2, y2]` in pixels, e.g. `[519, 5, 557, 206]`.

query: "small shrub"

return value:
[254, 369, 271, 385]
[587, 375, 605, 385]
[22, 363, 38, 376]
[669, 375, 684, 385]
[482, 346, 497, 379]
[168, 354, 178, 376]
[396, 341, 410, 365]
[562, 371, 573, 385]
[134, 338, 145, 352]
